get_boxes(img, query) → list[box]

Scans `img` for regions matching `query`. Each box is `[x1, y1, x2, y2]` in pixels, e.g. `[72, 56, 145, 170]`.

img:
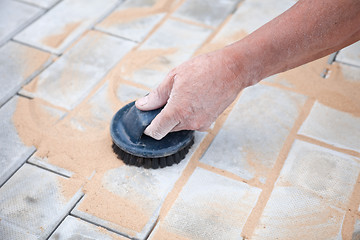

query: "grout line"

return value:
[342, 173, 360, 239]
[45, 194, 85, 240]
[144, 217, 160, 240]
[328, 51, 338, 64]
[92, 28, 139, 43]
[0, 150, 36, 189]
[11, 39, 58, 55]
[69, 213, 132, 239]
[13, 0, 47, 9]
[335, 61, 360, 69]
[296, 134, 360, 159]
[26, 161, 70, 178]
[240, 97, 316, 239]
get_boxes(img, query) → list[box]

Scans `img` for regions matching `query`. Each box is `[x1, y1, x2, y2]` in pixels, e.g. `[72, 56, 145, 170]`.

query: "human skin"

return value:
[136, 0, 360, 140]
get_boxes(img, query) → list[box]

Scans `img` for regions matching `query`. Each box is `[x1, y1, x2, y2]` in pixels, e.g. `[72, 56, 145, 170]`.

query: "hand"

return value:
[135, 48, 254, 140]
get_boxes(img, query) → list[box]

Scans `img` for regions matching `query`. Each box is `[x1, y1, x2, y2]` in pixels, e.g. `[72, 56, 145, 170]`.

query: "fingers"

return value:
[143, 106, 180, 140]
[135, 71, 176, 111]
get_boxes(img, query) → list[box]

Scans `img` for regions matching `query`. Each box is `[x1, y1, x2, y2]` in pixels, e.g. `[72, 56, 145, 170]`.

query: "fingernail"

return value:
[137, 95, 148, 106]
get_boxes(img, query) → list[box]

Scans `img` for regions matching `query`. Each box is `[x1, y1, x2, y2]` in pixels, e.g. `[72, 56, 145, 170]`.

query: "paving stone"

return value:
[299, 101, 360, 152]
[16, 0, 61, 9]
[49, 216, 129, 240]
[336, 41, 360, 68]
[278, 140, 360, 206]
[352, 219, 360, 240]
[0, 219, 39, 240]
[173, 0, 239, 27]
[72, 131, 207, 240]
[251, 186, 344, 240]
[28, 155, 74, 178]
[0, 0, 43, 46]
[149, 168, 261, 240]
[209, 0, 296, 48]
[122, 19, 212, 88]
[0, 96, 36, 187]
[337, 63, 360, 83]
[200, 85, 307, 183]
[14, 0, 118, 54]
[96, 0, 178, 42]
[0, 163, 83, 239]
[20, 31, 136, 110]
[116, 83, 148, 103]
[0, 41, 53, 107]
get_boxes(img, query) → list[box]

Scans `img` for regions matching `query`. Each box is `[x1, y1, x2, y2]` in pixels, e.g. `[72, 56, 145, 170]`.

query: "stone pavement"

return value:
[1, 0, 360, 239]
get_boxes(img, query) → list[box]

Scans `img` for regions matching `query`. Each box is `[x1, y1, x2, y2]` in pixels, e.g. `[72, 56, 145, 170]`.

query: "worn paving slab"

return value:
[336, 41, 360, 68]
[251, 186, 344, 240]
[278, 140, 360, 207]
[20, 31, 136, 110]
[200, 84, 307, 183]
[352, 219, 360, 240]
[336, 63, 360, 83]
[96, 0, 177, 43]
[72, 132, 206, 240]
[172, 0, 240, 27]
[149, 167, 261, 240]
[0, 96, 35, 187]
[0, 163, 83, 239]
[0, 0, 44, 46]
[49, 215, 129, 240]
[122, 19, 212, 88]
[299, 101, 360, 152]
[0, 41, 53, 106]
[16, 0, 61, 9]
[14, 0, 119, 54]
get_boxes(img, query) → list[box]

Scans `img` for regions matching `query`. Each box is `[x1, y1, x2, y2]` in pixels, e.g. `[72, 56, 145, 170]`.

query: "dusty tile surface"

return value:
[0, 41, 52, 106]
[0, 0, 43, 46]
[299, 101, 360, 152]
[201, 85, 307, 183]
[1, 0, 360, 239]
[151, 167, 261, 240]
[14, 0, 118, 54]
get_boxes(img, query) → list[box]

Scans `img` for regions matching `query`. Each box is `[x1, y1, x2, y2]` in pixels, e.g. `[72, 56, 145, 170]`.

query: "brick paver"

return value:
[1, 0, 360, 239]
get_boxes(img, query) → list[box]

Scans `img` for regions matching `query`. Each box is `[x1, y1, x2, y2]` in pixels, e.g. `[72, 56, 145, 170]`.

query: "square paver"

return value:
[251, 186, 345, 240]
[149, 167, 261, 240]
[72, 132, 207, 240]
[200, 84, 307, 183]
[49, 216, 129, 240]
[14, 0, 118, 54]
[299, 101, 360, 152]
[0, 41, 53, 106]
[0, 0, 43, 46]
[121, 19, 212, 88]
[17, 0, 61, 9]
[0, 163, 83, 239]
[20, 31, 136, 110]
[0, 96, 35, 187]
[173, 0, 240, 27]
[336, 41, 360, 68]
[96, 0, 178, 42]
[278, 140, 360, 206]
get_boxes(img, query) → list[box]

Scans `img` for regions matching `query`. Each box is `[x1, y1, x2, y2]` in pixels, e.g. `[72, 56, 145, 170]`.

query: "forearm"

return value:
[224, 0, 360, 85]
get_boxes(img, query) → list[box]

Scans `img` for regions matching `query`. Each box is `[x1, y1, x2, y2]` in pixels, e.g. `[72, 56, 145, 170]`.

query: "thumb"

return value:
[143, 107, 179, 140]
[135, 72, 175, 111]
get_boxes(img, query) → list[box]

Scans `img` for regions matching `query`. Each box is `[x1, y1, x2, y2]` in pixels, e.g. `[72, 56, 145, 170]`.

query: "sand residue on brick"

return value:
[42, 21, 82, 48]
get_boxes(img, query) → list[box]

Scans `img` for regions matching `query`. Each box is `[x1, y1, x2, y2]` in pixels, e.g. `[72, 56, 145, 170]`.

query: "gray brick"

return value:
[0, 219, 38, 240]
[352, 219, 360, 240]
[299, 101, 360, 152]
[116, 83, 148, 103]
[0, 41, 53, 106]
[49, 216, 129, 240]
[173, 0, 240, 27]
[14, 0, 118, 54]
[150, 168, 261, 240]
[0, 96, 35, 187]
[16, 0, 61, 9]
[278, 140, 360, 206]
[0, 0, 43, 46]
[28, 155, 74, 178]
[251, 186, 344, 240]
[96, 0, 178, 42]
[336, 41, 360, 68]
[336, 63, 360, 83]
[0, 164, 83, 238]
[200, 85, 307, 183]
[20, 31, 136, 110]
[123, 19, 212, 88]
[72, 132, 207, 240]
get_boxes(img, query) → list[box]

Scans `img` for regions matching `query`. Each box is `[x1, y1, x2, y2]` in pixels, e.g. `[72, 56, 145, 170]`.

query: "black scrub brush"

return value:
[110, 101, 194, 169]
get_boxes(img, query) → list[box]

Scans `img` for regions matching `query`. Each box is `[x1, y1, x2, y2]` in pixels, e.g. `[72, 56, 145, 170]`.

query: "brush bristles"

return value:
[112, 138, 194, 169]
